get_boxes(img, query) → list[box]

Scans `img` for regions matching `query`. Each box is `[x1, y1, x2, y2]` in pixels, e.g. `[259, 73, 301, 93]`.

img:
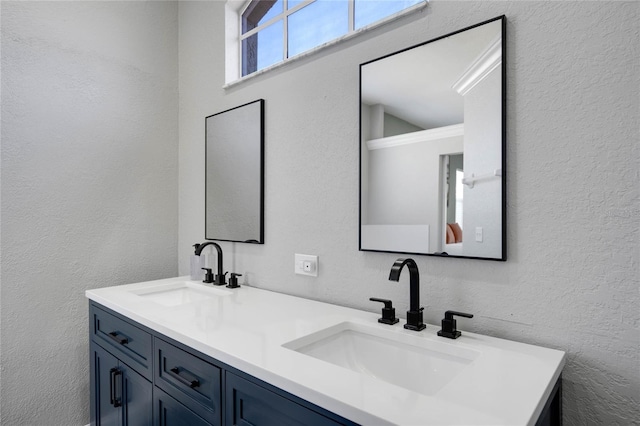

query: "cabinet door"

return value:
[120, 362, 153, 426]
[154, 387, 212, 426]
[91, 342, 153, 426]
[225, 373, 343, 426]
[91, 342, 122, 426]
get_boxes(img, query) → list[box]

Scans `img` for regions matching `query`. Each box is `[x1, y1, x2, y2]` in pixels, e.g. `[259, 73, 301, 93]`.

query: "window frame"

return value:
[239, 0, 353, 64]
[225, 0, 428, 87]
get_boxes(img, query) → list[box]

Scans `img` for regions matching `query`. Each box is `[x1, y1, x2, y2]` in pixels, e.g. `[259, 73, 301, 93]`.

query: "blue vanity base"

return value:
[90, 300, 561, 425]
[89, 301, 358, 426]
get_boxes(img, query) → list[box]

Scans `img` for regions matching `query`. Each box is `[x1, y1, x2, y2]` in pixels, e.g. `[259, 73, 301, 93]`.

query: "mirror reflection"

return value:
[359, 17, 505, 260]
[205, 99, 264, 244]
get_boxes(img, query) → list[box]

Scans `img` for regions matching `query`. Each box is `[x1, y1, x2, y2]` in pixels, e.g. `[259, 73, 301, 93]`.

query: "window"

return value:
[236, 0, 425, 78]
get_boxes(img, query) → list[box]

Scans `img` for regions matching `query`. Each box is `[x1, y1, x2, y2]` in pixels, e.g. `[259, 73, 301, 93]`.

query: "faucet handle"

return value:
[437, 310, 474, 339]
[369, 298, 399, 325]
[227, 273, 242, 289]
[201, 268, 214, 284]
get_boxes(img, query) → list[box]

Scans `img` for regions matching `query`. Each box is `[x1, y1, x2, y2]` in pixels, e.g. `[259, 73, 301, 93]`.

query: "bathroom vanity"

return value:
[87, 277, 564, 425]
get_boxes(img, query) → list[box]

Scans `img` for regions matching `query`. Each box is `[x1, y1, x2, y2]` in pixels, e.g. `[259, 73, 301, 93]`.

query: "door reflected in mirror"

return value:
[359, 17, 505, 260]
[442, 153, 464, 256]
[205, 99, 264, 244]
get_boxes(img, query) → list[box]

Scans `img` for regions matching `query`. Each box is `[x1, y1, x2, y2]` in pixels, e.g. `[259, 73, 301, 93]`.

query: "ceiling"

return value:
[361, 21, 502, 130]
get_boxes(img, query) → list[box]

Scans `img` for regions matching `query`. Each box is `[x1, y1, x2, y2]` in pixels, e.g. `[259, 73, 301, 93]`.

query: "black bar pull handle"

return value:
[108, 331, 128, 345]
[169, 366, 201, 388]
[109, 368, 122, 407]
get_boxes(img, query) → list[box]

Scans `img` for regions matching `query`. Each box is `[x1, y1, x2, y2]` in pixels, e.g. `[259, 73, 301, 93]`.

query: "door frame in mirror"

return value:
[358, 16, 506, 261]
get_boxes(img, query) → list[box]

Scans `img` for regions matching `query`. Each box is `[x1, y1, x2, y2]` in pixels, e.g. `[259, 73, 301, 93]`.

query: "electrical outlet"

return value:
[475, 227, 483, 242]
[303, 261, 313, 272]
[295, 254, 318, 277]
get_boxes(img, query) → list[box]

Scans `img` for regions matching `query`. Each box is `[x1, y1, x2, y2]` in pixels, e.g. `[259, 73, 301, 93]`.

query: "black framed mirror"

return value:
[205, 99, 264, 243]
[359, 16, 506, 260]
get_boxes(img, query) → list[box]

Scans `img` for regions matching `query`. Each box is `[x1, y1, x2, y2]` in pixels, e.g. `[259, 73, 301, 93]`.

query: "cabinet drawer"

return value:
[225, 372, 345, 426]
[154, 387, 213, 426]
[155, 337, 222, 426]
[91, 305, 153, 380]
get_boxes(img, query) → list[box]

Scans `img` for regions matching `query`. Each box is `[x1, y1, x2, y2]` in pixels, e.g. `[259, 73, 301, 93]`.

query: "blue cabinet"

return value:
[91, 305, 153, 380]
[90, 302, 560, 426]
[90, 341, 153, 426]
[154, 387, 211, 426]
[154, 337, 222, 425]
[91, 342, 120, 426]
[89, 302, 357, 426]
[225, 372, 346, 426]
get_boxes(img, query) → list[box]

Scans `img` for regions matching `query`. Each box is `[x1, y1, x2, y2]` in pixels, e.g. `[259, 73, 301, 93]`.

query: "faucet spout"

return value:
[389, 258, 426, 331]
[194, 242, 226, 285]
[389, 258, 420, 312]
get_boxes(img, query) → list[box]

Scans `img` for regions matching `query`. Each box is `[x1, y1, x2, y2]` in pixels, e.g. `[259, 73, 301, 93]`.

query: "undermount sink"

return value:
[130, 281, 232, 307]
[283, 321, 480, 395]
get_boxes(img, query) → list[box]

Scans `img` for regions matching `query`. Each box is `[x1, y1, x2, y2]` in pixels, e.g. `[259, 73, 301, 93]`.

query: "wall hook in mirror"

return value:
[462, 168, 502, 188]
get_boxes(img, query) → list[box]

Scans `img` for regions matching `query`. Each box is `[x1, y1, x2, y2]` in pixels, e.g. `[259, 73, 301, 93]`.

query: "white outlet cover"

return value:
[475, 227, 483, 242]
[295, 254, 318, 277]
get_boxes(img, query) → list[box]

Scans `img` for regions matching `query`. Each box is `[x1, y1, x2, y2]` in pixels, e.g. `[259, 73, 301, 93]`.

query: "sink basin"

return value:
[130, 281, 232, 307]
[283, 321, 480, 395]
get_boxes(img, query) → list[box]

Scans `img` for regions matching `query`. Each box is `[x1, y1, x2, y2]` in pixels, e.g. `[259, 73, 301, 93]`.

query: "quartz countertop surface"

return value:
[86, 276, 565, 425]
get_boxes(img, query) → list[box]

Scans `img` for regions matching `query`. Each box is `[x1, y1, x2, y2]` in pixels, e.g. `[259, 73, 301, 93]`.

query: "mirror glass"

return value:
[206, 99, 264, 243]
[359, 17, 505, 260]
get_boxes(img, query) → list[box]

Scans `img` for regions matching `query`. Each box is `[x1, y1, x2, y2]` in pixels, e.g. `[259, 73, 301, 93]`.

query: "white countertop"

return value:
[86, 277, 565, 426]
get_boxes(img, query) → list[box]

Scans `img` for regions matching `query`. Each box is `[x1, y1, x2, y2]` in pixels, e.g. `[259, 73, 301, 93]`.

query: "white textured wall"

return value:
[1, 2, 178, 424]
[179, 1, 639, 425]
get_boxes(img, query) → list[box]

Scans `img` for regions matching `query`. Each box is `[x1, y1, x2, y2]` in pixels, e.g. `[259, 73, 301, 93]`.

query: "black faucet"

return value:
[388, 258, 426, 331]
[193, 242, 227, 286]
